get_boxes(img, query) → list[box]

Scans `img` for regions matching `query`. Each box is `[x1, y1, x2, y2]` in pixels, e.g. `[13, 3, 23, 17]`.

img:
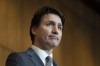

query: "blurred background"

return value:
[0, 0, 100, 66]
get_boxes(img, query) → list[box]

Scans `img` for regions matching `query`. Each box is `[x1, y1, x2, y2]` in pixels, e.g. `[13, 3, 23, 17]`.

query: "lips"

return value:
[49, 35, 58, 40]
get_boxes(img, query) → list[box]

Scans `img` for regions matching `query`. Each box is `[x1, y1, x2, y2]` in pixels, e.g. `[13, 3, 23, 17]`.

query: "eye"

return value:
[58, 24, 63, 31]
[47, 22, 51, 26]
[58, 26, 63, 30]
[46, 21, 54, 26]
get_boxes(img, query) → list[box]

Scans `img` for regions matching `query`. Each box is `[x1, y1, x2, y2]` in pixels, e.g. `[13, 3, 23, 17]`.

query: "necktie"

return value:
[46, 56, 52, 66]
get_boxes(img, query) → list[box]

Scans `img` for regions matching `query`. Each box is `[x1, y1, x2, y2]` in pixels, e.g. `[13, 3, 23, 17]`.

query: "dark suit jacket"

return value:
[6, 48, 58, 66]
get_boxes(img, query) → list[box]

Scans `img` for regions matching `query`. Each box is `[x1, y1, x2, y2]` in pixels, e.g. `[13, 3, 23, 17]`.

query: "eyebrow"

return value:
[58, 24, 63, 30]
[48, 21, 62, 25]
[48, 21, 63, 27]
[58, 23, 62, 26]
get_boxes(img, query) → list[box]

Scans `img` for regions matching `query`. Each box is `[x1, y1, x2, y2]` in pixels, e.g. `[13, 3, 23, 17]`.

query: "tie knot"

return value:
[46, 56, 52, 62]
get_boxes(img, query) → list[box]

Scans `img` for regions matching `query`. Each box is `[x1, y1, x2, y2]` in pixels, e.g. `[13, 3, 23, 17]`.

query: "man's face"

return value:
[32, 14, 63, 50]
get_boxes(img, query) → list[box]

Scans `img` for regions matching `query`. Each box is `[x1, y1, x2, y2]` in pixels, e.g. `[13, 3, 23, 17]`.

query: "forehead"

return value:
[41, 14, 62, 25]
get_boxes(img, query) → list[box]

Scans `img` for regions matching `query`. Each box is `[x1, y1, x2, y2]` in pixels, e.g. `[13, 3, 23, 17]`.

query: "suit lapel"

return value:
[26, 48, 44, 66]
[26, 48, 58, 66]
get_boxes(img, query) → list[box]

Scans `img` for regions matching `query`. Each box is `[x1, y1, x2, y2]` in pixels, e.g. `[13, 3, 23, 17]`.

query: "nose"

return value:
[52, 26, 58, 34]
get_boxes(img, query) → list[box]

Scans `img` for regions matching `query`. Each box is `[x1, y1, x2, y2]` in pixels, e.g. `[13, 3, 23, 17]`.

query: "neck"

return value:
[44, 49, 53, 55]
[33, 41, 54, 55]
[33, 43, 53, 55]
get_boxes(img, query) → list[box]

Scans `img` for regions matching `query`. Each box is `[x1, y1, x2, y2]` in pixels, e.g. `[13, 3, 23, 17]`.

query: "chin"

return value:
[46, 40, 59, 48]
[50, 43, 59, 47]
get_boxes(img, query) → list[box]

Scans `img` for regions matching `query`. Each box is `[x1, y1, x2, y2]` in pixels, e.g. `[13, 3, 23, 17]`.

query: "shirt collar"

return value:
[31, 45, 53, 64]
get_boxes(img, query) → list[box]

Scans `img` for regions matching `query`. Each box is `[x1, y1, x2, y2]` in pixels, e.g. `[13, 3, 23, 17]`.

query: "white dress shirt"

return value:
[31, 45, 53, 66]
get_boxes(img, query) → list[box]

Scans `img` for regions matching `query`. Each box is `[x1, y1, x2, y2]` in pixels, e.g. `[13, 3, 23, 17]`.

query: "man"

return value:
[6, 6, 65, 66]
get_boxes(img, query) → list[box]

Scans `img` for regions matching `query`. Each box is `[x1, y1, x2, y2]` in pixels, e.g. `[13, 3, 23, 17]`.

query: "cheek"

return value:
[37, 26, 48, 34]
[59, 35, 62, 41]
[39, 29, 50, 37]
[59, 31, 62, 37]
[59, 32, 62, 41]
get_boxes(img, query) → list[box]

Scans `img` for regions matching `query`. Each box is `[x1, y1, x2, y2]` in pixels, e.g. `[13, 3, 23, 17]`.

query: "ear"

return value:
[31, 27, 37, 35]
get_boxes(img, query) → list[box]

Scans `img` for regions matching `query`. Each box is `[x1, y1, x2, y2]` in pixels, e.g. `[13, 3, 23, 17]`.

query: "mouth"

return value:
[49, 35, 58, 40]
